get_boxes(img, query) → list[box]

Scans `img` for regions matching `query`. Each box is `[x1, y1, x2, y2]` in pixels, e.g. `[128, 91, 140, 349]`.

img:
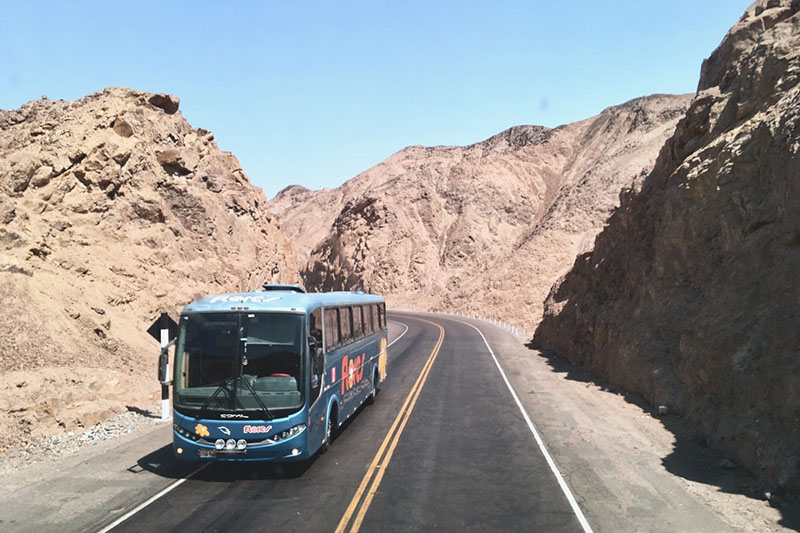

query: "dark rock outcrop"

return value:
[147, 93, 180, 114]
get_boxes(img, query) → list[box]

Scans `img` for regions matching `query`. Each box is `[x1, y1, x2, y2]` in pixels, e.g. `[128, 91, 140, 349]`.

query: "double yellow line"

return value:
[335, 319, 445, 533]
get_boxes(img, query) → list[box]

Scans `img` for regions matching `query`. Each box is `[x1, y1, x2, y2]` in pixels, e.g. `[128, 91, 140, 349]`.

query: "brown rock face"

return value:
[535, 0, 800, 490]
[0, 87, 295, 448]
[270, 96, 690, 327]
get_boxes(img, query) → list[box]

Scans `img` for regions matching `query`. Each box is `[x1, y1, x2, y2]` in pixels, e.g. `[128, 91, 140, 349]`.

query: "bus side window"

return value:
[324, 308, 339, 351]
[379, 303, 386, 328]
[353, 306, 364, 339]
[371, 304, 379, 332]
[340, 307, 352, 344]
[362, 305, 372, 335]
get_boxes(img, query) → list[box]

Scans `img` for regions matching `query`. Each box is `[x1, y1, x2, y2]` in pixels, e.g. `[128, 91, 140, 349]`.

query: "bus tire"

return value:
[320, 404, 337, 454]
[366, 368, 378, 405]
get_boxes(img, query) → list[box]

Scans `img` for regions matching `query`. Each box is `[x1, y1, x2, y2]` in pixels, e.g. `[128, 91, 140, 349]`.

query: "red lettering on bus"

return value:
[243, 424, 272, 434]
[339, 352, 369, 396]
[347, 355, 354, 390]
[356, 352, 365, 382]
[341, 356, 348, 395]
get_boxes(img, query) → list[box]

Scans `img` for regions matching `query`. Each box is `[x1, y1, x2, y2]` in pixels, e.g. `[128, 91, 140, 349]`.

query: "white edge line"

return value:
[96, 462, 209, 533]
[452, 318, 594, 533]
[387, 320, 409, 348]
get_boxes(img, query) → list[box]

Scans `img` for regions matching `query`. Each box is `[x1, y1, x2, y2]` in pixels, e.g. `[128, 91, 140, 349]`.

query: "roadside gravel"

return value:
[0, 406, 163, 479]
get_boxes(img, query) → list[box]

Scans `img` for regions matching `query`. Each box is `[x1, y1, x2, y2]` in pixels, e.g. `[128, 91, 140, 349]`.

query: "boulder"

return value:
[147, 93, 180, 115]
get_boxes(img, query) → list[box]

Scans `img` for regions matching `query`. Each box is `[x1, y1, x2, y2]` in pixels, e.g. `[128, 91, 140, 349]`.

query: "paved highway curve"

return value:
[105, 313, 588, 532]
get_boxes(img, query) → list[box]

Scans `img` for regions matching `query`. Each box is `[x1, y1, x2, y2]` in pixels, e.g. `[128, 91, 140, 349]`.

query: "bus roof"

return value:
[181, 288, 385, 314]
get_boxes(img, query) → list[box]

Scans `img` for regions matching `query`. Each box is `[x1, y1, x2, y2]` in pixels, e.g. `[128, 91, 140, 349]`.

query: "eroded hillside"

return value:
[270, 95, 691, 327]
[535, 0, 800, 490]
[0, 88, 295, 449]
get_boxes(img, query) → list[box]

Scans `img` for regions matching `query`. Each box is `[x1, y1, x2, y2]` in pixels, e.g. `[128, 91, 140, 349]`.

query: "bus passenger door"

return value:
[308, 310, 326, 452]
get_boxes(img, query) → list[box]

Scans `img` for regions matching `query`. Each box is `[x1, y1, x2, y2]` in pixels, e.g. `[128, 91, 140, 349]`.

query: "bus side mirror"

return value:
[308, 335, 324, 375]
[158, 346, 171, 385]
[314, 347, 324, 375]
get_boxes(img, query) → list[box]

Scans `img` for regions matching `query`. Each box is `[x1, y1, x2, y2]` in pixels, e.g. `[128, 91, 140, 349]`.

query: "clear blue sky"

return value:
[1, 1, 751, 199]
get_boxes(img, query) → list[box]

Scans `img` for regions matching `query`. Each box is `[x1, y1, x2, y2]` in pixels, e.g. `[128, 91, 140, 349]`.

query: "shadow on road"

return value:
[526, 341, 800, 532]
[136, 444, 319, 482]
[134, 395, 375, 484]
[194, 457, 317, 482]
[135, 445, 199, 480]
[126, 405, 160, 419]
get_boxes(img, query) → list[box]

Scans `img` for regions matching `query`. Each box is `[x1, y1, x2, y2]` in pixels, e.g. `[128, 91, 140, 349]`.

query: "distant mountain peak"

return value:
[473, 125, 552, 153]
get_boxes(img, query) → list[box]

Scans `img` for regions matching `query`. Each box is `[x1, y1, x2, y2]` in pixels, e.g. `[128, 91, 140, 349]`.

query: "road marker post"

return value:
[159, 324, 170, 422]
[147, 312, 178, 422]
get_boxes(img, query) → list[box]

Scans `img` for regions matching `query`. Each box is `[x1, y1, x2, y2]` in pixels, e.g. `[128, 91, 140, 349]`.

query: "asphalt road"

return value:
[107, 314, 585, 532]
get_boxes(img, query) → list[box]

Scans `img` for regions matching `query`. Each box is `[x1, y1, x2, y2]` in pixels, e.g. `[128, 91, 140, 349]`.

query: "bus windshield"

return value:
[173, 312, 305, 416]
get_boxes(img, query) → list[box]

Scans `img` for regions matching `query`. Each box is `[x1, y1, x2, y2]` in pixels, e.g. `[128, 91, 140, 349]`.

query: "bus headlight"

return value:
[236, 439, 247, 450]
[225, 439, 236, 450]
[215, 439, 225, 450]
[265, 424, 307, 444]
[174, 424, 200, 441]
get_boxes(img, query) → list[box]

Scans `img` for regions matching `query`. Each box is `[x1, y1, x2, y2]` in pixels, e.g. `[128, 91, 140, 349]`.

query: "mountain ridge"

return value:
[271, 92, 692, 327]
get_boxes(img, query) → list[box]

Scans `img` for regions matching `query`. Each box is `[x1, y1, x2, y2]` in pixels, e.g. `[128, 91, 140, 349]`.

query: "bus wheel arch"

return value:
[321, 398, 338, 453]
[366, 365, 379, 405]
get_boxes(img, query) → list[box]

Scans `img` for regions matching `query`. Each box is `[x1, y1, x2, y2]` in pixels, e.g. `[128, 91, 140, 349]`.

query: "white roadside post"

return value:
[148, 312, 178, 423]
[160, 323, 170, 422]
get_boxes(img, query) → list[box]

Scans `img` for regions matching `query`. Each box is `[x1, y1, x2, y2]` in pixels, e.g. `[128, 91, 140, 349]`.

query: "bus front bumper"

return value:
[173, 429, 310, 462]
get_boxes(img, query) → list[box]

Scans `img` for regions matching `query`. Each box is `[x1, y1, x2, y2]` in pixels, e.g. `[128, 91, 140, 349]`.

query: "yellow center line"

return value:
[335, 318, 445, 533]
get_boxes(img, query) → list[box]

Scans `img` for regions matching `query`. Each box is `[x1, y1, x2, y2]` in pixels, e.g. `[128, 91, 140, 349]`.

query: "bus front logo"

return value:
[218, 426, 231, 436]
[243, 424, 272, 434]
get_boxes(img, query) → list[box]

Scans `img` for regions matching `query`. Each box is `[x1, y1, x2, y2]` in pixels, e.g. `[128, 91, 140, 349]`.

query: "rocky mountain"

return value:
[270, 95, 691, 328]
[0, 88, 295, 449]
[535, 0, 800, 490]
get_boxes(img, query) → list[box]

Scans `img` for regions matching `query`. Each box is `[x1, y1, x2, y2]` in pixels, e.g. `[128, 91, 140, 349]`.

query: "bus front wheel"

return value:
[366, 369, 378, 405]
[320, 406, 337, 454]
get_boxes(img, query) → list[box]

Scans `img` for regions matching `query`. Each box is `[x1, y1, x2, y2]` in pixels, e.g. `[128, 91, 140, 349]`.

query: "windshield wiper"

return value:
[238, 375, 274, 420]
[196, 378, 234, 420]
[194, 376, 274, 421]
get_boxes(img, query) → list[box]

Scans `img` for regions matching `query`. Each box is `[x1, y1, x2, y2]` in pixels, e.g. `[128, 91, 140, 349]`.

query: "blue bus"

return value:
[165, 284, 388, 462]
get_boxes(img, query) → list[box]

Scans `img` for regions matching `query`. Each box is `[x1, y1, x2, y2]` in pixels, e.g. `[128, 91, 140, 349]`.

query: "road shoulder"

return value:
[424, 313, 786, 533]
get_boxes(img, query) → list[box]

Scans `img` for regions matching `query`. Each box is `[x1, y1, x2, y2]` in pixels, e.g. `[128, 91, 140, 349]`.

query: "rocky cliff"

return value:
[0, 88, 295, 449]
[535, 0, 800, 490]
[270, 95, 691, 328]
